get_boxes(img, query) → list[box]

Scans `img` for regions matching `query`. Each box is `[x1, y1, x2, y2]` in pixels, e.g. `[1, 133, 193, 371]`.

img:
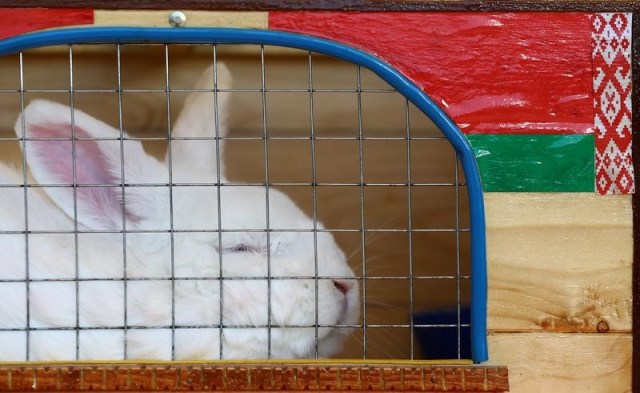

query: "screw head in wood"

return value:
[168, 11, 187, 27]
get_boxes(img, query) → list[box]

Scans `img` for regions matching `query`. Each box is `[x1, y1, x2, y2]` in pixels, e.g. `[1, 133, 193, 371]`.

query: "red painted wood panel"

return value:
[270, 12, 594, 135]
[0, 9, 93, 40]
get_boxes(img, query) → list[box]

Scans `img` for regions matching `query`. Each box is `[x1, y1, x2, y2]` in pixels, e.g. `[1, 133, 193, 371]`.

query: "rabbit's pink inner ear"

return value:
[29, 124, 118, 186]
[28, 123, 140, 225]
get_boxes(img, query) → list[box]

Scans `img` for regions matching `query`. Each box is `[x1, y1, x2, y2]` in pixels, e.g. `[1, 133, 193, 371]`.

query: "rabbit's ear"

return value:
[15, 99, 167, 230]
[168, 63, 231, 183]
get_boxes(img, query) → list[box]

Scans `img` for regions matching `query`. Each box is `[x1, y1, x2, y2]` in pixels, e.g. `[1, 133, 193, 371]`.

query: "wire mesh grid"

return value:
[0, 42, 471, 361]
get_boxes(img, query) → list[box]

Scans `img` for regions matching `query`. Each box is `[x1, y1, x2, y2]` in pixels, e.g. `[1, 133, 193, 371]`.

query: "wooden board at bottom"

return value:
[488, 333, 631, 393]
[0, 362, 508, 392]
[484, 193, 632, 333]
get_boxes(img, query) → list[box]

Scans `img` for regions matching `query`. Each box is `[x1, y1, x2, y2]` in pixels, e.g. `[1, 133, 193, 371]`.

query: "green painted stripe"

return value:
[466, 134, 595, 192]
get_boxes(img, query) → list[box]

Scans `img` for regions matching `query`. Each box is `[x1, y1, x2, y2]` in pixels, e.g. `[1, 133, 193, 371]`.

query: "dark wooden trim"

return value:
[0, 0, 637, 12]
[632, 9, 640, 393]
[0, 363, 509, 392]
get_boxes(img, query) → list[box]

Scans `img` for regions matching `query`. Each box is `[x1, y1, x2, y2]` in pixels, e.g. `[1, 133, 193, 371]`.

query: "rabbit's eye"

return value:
[222, 243, 259, 254]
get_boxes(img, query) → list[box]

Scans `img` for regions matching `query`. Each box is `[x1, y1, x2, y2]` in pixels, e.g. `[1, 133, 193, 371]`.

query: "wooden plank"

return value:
[632, 7, 640, 393]
[0, 8, 93, 39]
[0, 1, 637, 12]
[485, 193, 633, 332]
[0, 363, 509, 392]
[94, 10, 268, 28]
[269, 12, 594, 136]
[466, 134, 595, 192]
[488, 333, 631, 393]
[485, 192, 632, 228]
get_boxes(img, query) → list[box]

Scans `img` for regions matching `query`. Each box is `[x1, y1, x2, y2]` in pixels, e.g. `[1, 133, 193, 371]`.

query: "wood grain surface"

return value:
[0, 0, 637, 12]
[485, 193, 633, 333]
[93, 10, 267, 28]
[0, 363, 509, 392]
[631, 8, 639, 393]
[488, 333, 631, 393]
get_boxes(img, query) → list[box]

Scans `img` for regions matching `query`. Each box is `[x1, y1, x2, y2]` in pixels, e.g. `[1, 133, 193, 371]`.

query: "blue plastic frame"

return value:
[0, 27, 488, 363]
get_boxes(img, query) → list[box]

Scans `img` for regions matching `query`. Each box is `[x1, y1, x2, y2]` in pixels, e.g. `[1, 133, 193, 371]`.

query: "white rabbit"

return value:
[0, 63, 359, 361]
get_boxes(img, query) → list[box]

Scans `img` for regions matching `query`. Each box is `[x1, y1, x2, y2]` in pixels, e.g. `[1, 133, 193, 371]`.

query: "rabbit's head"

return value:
[14, 64, 359, 359]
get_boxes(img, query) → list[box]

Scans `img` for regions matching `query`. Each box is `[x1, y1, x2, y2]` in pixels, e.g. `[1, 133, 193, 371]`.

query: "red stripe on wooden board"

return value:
[592, 13, 633, 195]
[270, 12, 594, 135]
[0, 9, 94, 40]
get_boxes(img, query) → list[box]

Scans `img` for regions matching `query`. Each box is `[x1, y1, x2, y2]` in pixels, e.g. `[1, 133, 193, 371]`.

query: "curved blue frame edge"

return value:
[0, 27, 488, 363]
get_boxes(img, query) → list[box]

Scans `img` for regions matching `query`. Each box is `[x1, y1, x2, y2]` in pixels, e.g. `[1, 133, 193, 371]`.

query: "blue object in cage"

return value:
[413, 307, 471, 360]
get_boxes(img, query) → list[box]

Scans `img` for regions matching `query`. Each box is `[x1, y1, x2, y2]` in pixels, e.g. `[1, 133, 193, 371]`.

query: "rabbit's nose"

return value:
[333, 279, 353, 295]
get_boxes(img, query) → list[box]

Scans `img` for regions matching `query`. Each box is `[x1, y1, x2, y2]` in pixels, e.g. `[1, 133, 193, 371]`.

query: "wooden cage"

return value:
[0, 1, 637, 393]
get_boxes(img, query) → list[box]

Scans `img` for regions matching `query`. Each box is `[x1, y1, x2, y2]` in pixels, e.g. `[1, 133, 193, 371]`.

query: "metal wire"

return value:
[455, 153, 462, 359]
[116, 43, 129, 360]
[405, 97, 415, 360]
[18, 51, 30, 361]
[259, 44, 273, 359]
[163, 44, 177, 361]
[308, 51, 321, 360]
[1, 41, 472, 361]
[213, 44, 226, 361]
[67, 44, 81, 360]
[356, 65, 368, 359]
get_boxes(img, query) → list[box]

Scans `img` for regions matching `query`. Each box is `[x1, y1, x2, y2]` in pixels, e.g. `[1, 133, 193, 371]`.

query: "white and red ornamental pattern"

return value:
[592, 13, 633, 194]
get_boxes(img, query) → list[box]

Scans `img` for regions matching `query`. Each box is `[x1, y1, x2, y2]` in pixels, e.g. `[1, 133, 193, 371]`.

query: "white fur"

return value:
[0, 64, 359, 361]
